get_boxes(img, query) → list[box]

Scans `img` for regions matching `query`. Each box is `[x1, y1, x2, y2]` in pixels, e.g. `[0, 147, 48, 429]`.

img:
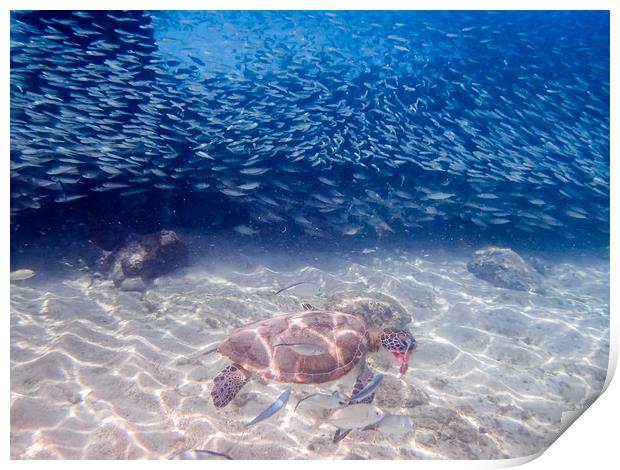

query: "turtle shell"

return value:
[323, 291, 411, 327]
[217, 310, 369, 384]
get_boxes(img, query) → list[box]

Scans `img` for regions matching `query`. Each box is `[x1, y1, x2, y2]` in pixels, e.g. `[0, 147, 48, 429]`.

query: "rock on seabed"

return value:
[467, 247, 545, 293]
[108, 230, 189, 291]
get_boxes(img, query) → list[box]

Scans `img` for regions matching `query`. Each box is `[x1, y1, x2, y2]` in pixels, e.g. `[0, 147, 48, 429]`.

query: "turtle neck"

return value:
[367, 327, 382, 352]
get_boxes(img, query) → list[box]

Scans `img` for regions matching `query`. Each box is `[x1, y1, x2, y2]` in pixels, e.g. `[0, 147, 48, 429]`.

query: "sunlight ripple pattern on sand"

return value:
[10, 247, 609, 459]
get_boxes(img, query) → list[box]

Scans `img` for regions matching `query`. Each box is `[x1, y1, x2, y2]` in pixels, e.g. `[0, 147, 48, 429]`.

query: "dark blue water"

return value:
[10, 11, 609, 255]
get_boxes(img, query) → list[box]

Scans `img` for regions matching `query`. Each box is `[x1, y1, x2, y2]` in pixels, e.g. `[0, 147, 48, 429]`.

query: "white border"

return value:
[3, 2, 616, 468]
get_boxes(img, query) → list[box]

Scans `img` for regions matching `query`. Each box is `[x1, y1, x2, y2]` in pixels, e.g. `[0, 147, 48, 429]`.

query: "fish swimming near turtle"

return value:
[348, 373, 384, 402]
[246, 388, 291, 427]
[171, 449, 234, 460]
[362, 414, 416, 435]
[208, 309, 417, 409]
[332, 360, 381, 443]
[273, 342, 326, 356]
[294, 390, 346, 412]
[327, 403, 385, 429]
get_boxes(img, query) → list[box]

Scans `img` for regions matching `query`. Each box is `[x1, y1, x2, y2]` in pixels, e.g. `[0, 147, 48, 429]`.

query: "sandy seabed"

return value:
[10, 236, 610, 459]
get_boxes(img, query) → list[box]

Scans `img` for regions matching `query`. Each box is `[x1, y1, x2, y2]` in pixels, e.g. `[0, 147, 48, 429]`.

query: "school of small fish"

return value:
[10, 11, 609, 246]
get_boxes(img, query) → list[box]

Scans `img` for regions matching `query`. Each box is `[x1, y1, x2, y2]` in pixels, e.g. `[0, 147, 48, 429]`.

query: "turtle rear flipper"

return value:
[211, 364, 249, 408]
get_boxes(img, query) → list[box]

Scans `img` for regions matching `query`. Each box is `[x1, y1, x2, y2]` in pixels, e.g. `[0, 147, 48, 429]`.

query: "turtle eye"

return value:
[399, 336, 417, 353]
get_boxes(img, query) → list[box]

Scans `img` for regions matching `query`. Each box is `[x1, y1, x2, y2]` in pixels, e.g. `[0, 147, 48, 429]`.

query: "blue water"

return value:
[10, 11, 609, 254]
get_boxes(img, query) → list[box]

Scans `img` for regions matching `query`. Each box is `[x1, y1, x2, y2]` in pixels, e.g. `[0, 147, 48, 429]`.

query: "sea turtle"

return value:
[210, 309, 417, 408]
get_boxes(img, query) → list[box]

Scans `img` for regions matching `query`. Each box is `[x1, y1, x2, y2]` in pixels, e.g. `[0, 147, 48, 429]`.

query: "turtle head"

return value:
[379, 328, 417, 378]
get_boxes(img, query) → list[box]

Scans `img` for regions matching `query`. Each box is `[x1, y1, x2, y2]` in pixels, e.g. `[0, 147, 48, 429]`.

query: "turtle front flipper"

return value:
[347, 360, 377, 405]
[211, 364, 250, 408]
[332, 357, 376, 443]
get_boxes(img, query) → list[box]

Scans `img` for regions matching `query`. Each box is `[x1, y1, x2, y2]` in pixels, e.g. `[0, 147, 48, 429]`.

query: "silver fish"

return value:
[294, 391, 346, 412]
[219, 188, 245, 197]
[363, 414, 415, 435]
[239, 167, 269, 175]
[10, 269, 35, 281]
[171, 449, 233, 460]
[332, 360, 377, 443]
[54, 194, 87, 203]
[348, 373, 383, 402]
[425, 192, 455, 201]
[247, 388, 291, 427]
[237, 181, 260, 190]
[274, 281, 322, 297]
[273, 342, 326, 356]
[273, 281, 306, 295]
[328, 404, 384, 429]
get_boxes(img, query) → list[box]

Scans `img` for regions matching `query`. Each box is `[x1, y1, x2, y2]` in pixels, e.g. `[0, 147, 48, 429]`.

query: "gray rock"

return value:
[324, 291, 411, 327]
[120, 243, 148, 278]
[107, 230, 188, 288]
[467, 247, 545, 293]
[120, 277, 146, 293]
